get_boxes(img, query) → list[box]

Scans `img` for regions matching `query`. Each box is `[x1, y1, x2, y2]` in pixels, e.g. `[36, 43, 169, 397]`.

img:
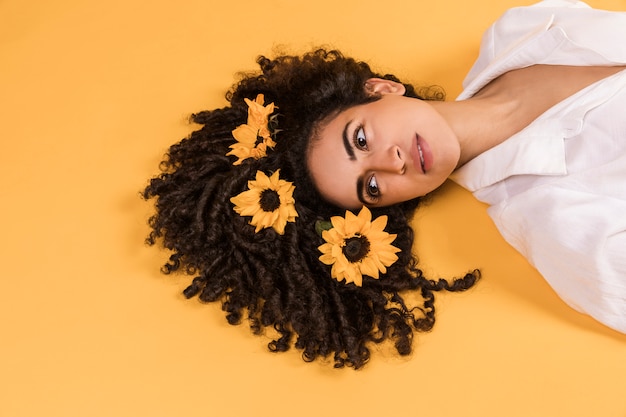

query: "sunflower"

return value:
[226, 94, 277, 165]
[318, 207, 400, 286]
[230, 170, 297, 235]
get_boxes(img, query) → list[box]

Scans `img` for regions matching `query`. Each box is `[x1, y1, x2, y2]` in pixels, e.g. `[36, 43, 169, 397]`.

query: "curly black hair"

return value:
[143, 48, 479, 369]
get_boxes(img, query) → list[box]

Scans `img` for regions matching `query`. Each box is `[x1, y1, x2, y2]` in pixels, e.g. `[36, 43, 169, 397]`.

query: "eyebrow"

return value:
[342, 120, 356, 161]
[342, 120, 368, 204]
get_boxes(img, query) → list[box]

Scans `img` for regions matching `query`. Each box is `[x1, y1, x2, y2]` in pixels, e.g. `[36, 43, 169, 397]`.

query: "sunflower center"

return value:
[259, 189, 281, 212]
[342, 235, 370, 263]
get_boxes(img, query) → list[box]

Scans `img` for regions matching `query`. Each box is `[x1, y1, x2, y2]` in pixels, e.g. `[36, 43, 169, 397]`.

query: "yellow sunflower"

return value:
[318, 207, 400, 286]
[230, 170, 298, 235]
[226, 94, 277, 165]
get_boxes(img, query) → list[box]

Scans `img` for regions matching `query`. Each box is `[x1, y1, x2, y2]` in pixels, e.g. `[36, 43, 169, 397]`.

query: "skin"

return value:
[307, 78, 460, 209]
[308, 65, 626, 209]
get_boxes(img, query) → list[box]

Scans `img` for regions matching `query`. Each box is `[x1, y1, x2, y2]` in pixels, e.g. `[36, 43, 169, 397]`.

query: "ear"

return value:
[364, 78, 406, 96]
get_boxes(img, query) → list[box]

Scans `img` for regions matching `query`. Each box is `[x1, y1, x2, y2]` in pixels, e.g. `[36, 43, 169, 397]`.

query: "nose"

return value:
[368, 145, 405, 174]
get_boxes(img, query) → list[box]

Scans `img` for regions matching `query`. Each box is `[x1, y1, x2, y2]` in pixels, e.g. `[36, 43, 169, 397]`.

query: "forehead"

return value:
[307, 108, 362, 209]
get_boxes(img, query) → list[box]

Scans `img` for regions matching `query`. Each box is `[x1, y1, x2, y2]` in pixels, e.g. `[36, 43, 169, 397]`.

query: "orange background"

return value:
[1, 0, 625, 416]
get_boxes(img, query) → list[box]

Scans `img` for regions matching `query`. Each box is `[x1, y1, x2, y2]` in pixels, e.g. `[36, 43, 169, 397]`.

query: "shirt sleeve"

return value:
[461, 1, 626, 94]
[489, 184, 626, 333]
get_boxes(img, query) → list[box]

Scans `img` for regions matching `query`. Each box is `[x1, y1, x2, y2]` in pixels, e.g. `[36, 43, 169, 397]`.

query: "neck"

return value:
[432, 65, 626, 168]
[430, 96, 518, 168]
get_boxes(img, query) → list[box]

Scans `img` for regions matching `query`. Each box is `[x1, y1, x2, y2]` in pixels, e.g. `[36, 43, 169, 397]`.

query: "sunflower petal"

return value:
[231, 124, 259, 145]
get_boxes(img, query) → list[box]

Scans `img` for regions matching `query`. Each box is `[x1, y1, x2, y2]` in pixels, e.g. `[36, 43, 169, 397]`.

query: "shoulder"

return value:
[460, 1, 626, 98]
[488, 0, 626, 50]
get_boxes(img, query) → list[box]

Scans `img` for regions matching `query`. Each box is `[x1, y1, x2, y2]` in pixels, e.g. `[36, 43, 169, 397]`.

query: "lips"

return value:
[417, 143, 425, 173]
[412, 134, 433, 174]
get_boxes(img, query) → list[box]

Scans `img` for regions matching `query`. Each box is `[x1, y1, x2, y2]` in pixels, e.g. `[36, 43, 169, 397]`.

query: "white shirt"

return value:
[450, 0, 626, 333]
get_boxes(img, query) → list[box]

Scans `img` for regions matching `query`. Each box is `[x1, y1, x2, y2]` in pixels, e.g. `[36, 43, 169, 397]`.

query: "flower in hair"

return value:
[231, 170, 297, 235]
[318, 207, 400, 286]
[226, 94, 277, 165]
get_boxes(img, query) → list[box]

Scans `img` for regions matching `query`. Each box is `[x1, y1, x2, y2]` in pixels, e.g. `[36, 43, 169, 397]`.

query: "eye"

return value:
[366, 175, 380, 200]
[353, 125, 368, 150]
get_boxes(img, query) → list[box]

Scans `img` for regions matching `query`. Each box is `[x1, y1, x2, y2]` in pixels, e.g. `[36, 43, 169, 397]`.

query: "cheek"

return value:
[383, 175, 444, 206]
[377, 176, 415, 207]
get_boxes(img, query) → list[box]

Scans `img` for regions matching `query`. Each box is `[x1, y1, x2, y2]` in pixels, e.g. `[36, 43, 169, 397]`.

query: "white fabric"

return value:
[450, 0, 626, 333]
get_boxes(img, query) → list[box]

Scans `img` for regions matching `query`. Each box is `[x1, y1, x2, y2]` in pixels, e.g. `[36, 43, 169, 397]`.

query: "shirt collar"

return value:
[450, 120, 567, 192]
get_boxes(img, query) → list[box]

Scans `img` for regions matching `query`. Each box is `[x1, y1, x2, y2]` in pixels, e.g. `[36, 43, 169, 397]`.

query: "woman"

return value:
[308, 0, 626, 334]
[143, 48, 479, 369]
[143, 0, 625, 369]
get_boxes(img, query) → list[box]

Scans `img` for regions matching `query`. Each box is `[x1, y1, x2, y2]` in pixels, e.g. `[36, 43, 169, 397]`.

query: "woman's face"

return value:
[307, 79, 461, 209]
